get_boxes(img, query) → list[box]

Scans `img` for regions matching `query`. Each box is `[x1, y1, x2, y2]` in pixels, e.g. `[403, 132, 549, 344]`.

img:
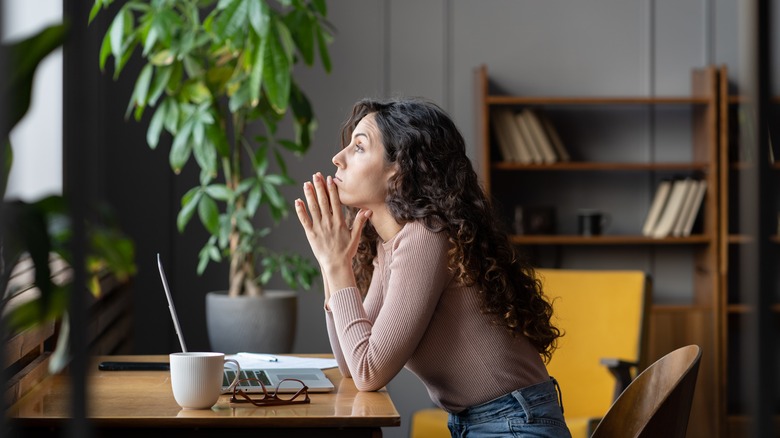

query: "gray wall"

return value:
[95, 1, 774, 437]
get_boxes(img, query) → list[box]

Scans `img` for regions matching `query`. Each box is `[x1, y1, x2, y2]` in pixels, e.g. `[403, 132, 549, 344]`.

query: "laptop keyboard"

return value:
[223, 369, 272, 387]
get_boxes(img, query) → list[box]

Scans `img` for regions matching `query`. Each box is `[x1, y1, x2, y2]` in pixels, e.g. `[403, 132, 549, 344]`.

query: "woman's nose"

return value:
[332, 149, 344, 168]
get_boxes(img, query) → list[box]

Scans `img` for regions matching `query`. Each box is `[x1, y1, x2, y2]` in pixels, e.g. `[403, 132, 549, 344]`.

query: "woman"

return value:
[295, 97, 570, 437]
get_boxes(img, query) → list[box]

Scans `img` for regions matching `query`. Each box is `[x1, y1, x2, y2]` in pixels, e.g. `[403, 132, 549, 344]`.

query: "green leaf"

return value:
[228, 80, 250, 113]
[206, 123, 230, 158]
[289, 81, 314, 152]
[237, 178, 255, 194]
[277, 139, 303, 154]
[247, 0, 270, 35]
[315, 22, 332, 73]
[198, 194, 220, 235]
[206, 65, 234, 92]
[89, 0, 103, 24]
[208, 243, 221, 261]
[169, 119, 194, 173]
[99, 31, 112, 71]
[108, 7, 127, 65]
[193, 125, 217, 177]
[253, 144, 269, 175]
[280, 264, 293, 287]
[197, 237, 221, 275]
[246, 183, 262, 215]
[237, 216, 254, 234]
[150, 49, 175, 66]
[142, 19, 159, 56]
[212, 0, 249, 41]
[262, 20, 291, 113]
[259, 269, 273, 285]
[114, 39, 139, 79]
[275, 18, 296, 65]
[248, 31, 267, 107]
[204, 184, 231, 201]
[180, 79, 212, 104]
[273, 149, 292, 177]
[147, 100, 167, 149]
[163, 97, 180, 133]
[218, 215, 231, 248]
[177, 188, 202, 232]
[311, 0, 327, 15]
[128, 63, 154, 120]
[285, 9, 314, 66]
[197, 247, 210, 275]
[264, 174, 289, 186]
[182, 54, 205, 78]
[148, 64, 173, 106]
[263, 182, 286, 209]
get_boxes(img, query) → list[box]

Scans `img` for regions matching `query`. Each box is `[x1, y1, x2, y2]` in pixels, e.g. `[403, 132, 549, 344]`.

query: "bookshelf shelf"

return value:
[509, 234, 710, 245]
[492, 162, 709, 171]
[726, 303, 780, 314]
[477, 64, 720, 437]
[727, 234, 754, 244]
[486, 96, 711, 105]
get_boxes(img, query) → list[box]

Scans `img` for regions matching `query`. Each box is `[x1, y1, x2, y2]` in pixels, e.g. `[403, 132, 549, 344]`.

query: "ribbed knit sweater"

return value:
[325, 221, 549, 413]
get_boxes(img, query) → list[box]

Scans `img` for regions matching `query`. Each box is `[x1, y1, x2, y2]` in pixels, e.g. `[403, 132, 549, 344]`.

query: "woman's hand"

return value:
[295, 172, 371, 293]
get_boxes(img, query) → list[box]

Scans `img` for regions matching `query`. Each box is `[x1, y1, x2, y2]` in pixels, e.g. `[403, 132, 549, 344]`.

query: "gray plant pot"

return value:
[205, 290, 297, 354]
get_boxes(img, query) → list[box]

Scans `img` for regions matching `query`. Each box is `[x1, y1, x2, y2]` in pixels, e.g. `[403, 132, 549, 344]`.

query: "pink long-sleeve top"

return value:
[325, 221, 549, 413]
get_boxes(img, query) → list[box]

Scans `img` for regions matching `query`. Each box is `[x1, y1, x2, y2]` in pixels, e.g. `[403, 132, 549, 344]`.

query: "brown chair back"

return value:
[591, 344, 701, 438]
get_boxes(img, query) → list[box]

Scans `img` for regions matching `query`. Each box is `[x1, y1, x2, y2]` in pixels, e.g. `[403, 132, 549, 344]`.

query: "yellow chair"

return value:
[539, 268, 651, 437]
[409, 268, 650, 438]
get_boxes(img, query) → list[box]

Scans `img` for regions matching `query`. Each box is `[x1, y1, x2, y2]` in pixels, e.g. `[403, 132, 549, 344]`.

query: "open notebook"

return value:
[157, 254, 334, 393]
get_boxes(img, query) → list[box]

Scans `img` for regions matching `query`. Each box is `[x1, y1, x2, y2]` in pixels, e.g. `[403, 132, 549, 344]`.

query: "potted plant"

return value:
[90, 0, 332, 353]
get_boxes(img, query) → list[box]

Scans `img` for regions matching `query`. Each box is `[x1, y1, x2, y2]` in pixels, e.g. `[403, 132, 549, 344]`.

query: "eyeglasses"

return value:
[229, 378, 311, 406]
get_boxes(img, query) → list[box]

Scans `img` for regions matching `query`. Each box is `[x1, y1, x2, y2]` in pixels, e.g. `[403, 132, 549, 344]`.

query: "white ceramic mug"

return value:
[169, 352, 240, 410]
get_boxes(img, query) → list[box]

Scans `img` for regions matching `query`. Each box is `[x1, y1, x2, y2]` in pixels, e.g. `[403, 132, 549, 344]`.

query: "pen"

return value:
[237, 352, 279, 362]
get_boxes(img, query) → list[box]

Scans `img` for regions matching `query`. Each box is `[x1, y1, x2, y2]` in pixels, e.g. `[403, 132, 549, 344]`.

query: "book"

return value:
[678, 180, 707, 237]
[514, 111, 544, 163]
[642, 179, 673, 236]
[538, 111, 571, 162]
[521, 109, 557, 164]
[651, 178, 693, 238]
[490, 109, 519, 162]
[671, 179, 699, 237]
[501, 109, 534, 163]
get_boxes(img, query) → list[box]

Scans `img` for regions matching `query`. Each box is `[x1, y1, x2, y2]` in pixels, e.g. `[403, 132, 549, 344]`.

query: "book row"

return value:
[642, 178, 707, 238]
[491, 108, 570, 164]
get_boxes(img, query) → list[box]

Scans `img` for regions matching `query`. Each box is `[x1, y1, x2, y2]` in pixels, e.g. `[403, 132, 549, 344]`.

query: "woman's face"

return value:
[331, 113, 395, 209]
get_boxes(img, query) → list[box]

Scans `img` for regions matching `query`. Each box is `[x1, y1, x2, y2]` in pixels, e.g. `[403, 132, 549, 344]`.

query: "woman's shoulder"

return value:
[388, 220, 448, 248]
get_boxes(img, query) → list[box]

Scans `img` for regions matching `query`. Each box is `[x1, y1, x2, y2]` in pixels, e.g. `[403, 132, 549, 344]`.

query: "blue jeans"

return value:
[448, 378, 572, 438]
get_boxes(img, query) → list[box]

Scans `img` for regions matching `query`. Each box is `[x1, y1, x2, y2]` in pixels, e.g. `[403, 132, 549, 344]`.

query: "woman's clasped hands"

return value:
[295, 172, 371, 293]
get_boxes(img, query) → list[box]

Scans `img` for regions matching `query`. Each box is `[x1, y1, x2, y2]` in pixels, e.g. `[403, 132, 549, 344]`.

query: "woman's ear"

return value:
[386, 162, 399, 179]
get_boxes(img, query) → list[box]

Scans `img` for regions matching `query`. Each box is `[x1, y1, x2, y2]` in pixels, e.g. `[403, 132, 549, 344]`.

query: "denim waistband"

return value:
[451, 377, 563, 425]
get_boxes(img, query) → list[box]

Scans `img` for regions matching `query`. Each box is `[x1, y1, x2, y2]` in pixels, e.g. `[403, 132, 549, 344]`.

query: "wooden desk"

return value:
[8, 355, 400, 438]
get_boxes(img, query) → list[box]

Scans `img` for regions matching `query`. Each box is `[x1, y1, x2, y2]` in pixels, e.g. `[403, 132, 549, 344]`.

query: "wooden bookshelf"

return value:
[476, 64, 720, 438]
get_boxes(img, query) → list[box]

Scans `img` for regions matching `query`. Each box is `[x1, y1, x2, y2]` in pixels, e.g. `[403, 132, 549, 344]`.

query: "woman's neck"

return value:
[368, 206, 402, 243]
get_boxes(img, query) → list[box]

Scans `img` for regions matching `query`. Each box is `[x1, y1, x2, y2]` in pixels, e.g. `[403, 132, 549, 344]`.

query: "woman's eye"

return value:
[355, 144, 364, 152]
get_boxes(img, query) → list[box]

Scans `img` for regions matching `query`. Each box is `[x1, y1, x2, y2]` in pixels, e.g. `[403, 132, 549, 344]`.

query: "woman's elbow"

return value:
[339, 364, 352, 378]
[353, 378, 385, 392]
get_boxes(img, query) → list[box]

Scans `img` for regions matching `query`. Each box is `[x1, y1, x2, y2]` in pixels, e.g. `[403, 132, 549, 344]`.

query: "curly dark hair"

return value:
[338, 97, 561, 362]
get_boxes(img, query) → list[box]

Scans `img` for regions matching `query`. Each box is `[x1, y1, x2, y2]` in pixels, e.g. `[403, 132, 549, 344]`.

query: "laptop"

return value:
[157, 254, 335, 393]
